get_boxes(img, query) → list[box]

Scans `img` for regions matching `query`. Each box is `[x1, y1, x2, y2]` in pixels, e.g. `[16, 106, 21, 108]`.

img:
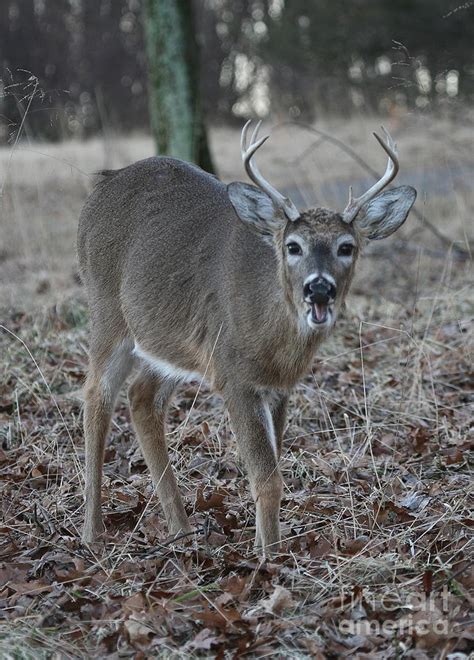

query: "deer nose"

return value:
[303, 277, 336, 304]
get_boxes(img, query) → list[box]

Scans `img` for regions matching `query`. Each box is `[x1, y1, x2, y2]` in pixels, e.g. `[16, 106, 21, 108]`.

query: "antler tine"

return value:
[240, 119, 251, 154]
[373, 126, 399, 178]
[250, 119, 262, 146]
[240, 120, 300, 222]
[342, 126, 399, 224]
[240, 119, 249, 155]
[240, 120, 268, 164]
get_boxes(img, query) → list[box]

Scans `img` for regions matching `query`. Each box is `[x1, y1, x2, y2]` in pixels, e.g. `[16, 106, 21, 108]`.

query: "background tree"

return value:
[144, 0, 214, 171]
[0, 0, 473, 145]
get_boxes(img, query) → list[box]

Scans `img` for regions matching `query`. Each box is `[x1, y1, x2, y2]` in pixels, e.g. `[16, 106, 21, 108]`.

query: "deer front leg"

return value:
[268, 392, 289, 459]
[225, 387, 283, 555]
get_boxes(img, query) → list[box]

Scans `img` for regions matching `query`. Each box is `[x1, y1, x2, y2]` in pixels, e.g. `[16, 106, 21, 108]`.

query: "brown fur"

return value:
[78, 155, 415, 553]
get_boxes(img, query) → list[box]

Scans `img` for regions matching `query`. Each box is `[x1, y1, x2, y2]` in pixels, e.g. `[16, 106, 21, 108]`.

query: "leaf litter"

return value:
[0, 257, 473, 658]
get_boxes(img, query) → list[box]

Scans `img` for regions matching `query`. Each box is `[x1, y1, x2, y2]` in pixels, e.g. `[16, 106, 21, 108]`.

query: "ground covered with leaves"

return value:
[1, 245, 472, 659]
[1, 115, 474, 657]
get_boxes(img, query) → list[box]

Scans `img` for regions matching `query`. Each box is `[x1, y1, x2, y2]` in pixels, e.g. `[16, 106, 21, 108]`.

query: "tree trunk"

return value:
[144, 0, 214, 172]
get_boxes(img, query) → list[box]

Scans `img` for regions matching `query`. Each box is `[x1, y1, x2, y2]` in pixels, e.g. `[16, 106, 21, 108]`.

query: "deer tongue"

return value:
[312, 303, 328, 323]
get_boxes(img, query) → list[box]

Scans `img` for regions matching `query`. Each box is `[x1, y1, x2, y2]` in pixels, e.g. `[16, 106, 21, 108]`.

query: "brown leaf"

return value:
[412, 605, 448, 649]
[124, 615, 154, 646]
[189, 628, 221, 650]
[220, 574, 249, 599]
[0, 563, 30, 586]
[261, 586, 296, 615]
[197, 604, 242, 630]
[206, 531, 228, 547]
[309, 535, 333, 559]
[409, 427, 432, 454]
[122, 592, 146, 613]
[375, 500, 414, 524]
[10, 580, 53, 596]
[115, 490, 138, 504]
[53, 568, 86, 584]
[444, 448, 464, 465]
[195, 487, 226, 512]
[423, 570, 433, 596]
[311, 454, 336, 479]
[339, 535, 369, 555]
[301, 638, 326, 658]
[213, 509, 238, 534]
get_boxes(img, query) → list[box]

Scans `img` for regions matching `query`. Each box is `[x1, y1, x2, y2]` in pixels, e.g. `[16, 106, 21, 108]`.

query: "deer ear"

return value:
[353, 186, 417, 240]
[227, 182, 284, 237]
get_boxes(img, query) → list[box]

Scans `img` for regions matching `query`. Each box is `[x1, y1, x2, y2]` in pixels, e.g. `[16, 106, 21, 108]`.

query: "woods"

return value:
[1, 1, 472, 144]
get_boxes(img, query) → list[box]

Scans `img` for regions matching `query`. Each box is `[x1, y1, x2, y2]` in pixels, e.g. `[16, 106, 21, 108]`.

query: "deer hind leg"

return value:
[128, 369, 191, 536]
[225, 387, 283, 555]
[82, 337, 135, 543]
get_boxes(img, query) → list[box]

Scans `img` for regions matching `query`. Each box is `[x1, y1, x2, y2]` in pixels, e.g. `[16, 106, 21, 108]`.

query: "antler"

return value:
[241, 120, 300, 221]
[342, 126, 399, 224]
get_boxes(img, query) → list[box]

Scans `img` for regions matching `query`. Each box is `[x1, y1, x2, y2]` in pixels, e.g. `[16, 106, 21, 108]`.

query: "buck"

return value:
[78, 121, 416, 553]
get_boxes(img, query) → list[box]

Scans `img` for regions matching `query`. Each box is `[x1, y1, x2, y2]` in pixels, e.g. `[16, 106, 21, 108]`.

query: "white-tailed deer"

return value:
[78, 122, 416, 553]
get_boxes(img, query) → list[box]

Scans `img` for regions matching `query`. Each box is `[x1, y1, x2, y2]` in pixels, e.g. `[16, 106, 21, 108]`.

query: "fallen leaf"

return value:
[124, 615, 154, 646]
[195, 487, 226, 511]
[339, 535, 369, 555]
[189, 628, 221, 650]
[261, 586, 296, 615]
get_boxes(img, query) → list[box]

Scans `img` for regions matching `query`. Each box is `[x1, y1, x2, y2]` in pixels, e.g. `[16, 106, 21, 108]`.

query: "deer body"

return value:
[79, 124, 416, 552]
[79, 157, 320, 386]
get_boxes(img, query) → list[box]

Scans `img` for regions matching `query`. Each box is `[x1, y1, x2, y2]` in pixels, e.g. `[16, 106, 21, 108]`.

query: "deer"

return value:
[78, 121, 416, 554]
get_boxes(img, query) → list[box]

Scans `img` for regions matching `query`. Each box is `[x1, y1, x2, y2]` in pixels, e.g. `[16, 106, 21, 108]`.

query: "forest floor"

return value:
[0, 115, 473, 658]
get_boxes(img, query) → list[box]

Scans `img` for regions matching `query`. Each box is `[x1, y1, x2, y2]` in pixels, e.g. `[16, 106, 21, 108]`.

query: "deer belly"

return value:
[133, 342, 205, 384]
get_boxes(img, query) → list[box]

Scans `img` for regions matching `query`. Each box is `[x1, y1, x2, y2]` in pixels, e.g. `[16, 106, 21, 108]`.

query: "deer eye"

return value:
[338, 243, 355, 257]
[286, 242, 302, 256]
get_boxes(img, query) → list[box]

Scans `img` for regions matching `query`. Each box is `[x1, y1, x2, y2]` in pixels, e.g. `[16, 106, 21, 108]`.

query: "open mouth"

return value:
[306, 303, 332, 328]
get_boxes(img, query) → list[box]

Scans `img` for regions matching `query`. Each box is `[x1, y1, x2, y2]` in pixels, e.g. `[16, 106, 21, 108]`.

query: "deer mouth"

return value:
[307, 303, 332, 328]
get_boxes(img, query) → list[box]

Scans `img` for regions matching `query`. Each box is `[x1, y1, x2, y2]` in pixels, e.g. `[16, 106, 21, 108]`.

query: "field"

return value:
[0, 114, 473, 658]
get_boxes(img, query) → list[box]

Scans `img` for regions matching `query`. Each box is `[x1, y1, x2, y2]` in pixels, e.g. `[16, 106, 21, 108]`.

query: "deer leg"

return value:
[128, 369, 191, 536]
[82, 339, 135, 543]
[268, 392, 289, 459]
[225, 387, 283, 555]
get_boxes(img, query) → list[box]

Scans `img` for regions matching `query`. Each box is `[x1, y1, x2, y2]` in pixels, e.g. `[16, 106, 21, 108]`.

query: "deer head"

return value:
[228, 121, 416, 333]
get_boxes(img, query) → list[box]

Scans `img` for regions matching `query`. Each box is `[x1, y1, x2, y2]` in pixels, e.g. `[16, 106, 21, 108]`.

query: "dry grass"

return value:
[0, 113, 472, 309]
[0, 114, 473, 657]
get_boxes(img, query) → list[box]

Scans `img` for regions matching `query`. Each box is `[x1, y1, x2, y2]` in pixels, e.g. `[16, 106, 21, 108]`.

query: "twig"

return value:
[364, 240, 468, 261]
[436, 558, 474, 590]
[0, 75, 39, 198]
